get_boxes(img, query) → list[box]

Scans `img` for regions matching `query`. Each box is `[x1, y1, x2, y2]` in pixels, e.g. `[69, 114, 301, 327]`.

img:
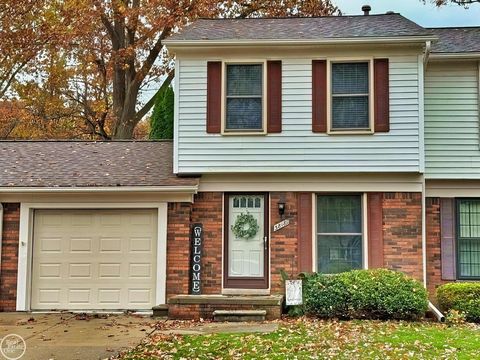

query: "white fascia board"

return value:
[0, 186, 198, 194]
[164, 36, 438, 48]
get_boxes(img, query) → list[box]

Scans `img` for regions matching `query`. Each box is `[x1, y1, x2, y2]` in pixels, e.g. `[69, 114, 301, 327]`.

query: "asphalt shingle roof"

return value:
[0, 141, 198, 188]
[167, 14, 434, 42]
[429, 27, 480, 54]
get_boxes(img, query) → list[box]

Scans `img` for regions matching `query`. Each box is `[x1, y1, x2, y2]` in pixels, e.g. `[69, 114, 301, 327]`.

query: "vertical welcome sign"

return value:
[190, 223, 203, 294]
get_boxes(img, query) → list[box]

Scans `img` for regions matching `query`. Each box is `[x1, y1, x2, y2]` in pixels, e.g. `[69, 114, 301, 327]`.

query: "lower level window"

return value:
[316, 195, 363, 274]
[457, 199, 480, 279]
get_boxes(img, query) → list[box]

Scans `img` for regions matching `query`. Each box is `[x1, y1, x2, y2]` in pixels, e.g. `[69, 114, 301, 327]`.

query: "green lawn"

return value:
[118, 319, 480, 360]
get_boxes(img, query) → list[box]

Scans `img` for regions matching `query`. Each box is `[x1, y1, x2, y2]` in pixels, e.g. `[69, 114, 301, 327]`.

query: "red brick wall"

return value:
[426, 197, 450, 300]
[270, 192, 299, 294]
[191, 192, 223, 294]
[166, 202, 192, 298]
[383, 193, 423, 282]
[1, 203, 20, 312]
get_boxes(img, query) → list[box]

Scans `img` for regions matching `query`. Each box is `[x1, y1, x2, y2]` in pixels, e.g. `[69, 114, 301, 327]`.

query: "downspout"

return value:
[429, 302, 445, 323]
[423, 41, 431, 68]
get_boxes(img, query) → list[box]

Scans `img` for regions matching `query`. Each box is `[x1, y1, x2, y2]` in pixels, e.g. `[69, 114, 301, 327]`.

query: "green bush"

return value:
[304, 269, 428, 320]
[437, 283, 480, 323]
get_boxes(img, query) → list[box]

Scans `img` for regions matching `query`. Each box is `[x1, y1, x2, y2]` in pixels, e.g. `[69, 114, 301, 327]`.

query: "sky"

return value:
[334, 0, 480, 27]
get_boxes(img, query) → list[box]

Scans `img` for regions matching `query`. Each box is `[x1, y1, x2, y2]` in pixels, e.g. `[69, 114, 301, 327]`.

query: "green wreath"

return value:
[231, 212, 259, 239]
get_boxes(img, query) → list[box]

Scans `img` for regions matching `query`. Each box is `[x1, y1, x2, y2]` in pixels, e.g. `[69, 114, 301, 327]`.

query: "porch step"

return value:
[168, 295, 283, 320]
[213, 310, 266, 322]
[152, 304, 169, 317]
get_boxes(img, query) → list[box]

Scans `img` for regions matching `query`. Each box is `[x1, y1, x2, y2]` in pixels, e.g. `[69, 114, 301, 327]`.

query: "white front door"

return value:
[225, 194, 268, 289]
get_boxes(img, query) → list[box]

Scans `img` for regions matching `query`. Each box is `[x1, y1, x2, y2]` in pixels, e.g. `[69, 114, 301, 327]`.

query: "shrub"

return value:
[437, 283, 480, 323]
[303, 273, 349, 318]
[303, 269, 428, 321]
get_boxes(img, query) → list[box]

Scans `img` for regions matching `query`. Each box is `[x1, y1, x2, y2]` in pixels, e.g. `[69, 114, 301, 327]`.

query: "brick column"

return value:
[0, 203, 20, 312]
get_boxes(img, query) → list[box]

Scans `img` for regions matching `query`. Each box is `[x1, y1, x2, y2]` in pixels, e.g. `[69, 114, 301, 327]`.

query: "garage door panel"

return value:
[31, 209, 158, 310]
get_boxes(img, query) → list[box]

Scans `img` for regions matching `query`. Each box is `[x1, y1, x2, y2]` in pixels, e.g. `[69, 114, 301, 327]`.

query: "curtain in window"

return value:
[331, 62, 369, 130]
[226, 64, 263, 130]
[458, 200, 480, 278]
[317, 195, 363, 274]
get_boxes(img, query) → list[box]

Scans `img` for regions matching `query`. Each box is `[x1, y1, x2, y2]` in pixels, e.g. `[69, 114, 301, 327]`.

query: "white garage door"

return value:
[31, 209, 158, 310]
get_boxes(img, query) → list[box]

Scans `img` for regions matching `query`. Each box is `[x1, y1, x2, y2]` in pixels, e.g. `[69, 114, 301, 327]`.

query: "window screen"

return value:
[457, 200, 480, 279]
[331, 62, 369, 130]
[316, 195, 363, 274]
[226, 64, 263, 131]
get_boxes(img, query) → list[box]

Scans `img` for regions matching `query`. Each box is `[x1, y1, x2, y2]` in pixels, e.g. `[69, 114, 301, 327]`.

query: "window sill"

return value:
[221, 130, 267, 136]
[327, 129, 374, 135]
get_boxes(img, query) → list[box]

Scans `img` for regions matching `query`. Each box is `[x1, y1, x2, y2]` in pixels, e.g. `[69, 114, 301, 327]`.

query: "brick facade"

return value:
[191, 192, 223, 294]
[383, 193, 423, 282]
[426, 197, 450, 300]
[270, 192, 299, 294]
[166, 202, 192, 298]
[0, 203, 20, 312]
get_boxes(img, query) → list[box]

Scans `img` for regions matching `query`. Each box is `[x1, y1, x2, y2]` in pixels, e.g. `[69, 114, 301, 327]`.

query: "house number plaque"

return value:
[273, 219, 290, 232]
[190, 223, 203, 295]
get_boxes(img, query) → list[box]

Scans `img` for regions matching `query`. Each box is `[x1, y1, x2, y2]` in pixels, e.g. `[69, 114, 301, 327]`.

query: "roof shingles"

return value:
[429, 27, 480, 54]
[0, 141, 198, 188]
[167, 14, 434, 42]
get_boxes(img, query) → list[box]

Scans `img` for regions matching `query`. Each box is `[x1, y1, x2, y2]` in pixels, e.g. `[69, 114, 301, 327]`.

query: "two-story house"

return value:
[0, 7, 478, 320]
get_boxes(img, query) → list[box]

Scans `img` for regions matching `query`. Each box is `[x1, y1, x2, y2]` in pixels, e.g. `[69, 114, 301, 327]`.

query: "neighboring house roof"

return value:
[428, 27, 480, 54]
[0, 141, 198, 188]
[166, 14, 434, 43]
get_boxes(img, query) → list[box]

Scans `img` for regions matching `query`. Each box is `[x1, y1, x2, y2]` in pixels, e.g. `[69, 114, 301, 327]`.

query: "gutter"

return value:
[164, 35, 438, 48]
[0, 186, 198, 194]
[430, 52, 480, 60]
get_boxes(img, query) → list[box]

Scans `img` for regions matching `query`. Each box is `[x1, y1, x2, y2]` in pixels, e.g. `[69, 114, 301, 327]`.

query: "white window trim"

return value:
[312, 193, 369, 273]
[221, 60, 268, 135]
[16, 202, 168, 311]
[326, 58, 375, 135]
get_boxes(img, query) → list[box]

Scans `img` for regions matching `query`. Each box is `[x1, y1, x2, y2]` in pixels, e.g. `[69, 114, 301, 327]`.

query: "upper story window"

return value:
[225, 64, 264, 132]
[330, 61, 372, 133]
[457, 199, 480, 279]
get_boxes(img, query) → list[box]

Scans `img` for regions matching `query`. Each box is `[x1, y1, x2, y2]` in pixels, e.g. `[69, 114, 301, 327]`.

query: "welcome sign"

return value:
[190, 223, 203, 294]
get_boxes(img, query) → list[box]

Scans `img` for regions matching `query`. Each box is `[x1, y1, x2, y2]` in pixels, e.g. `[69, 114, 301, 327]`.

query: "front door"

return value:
[224, 194, 269, 289]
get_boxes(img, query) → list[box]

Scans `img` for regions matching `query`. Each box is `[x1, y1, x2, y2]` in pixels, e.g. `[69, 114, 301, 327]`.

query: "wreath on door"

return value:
[231, 212, 259, 239]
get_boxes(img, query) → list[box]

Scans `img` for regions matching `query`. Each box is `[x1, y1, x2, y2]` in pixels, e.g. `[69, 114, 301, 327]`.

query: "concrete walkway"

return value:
[0, 313, 279, 360]
[0, 313, 158, 360]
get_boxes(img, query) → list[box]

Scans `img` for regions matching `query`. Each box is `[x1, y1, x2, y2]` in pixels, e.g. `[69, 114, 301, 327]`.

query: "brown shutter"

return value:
[367, 193, 384, 268]
[297, 193, 313, 273]
[206, 61, 222, 133]
[312, 60, 327, 133]
[267, 60, 282, 133]
[374, 59, 390, 132]
[440, 198, 456, 280]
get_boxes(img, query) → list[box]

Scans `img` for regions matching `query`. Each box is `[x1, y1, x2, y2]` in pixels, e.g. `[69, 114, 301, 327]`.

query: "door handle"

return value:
[264, 236, 268, 250]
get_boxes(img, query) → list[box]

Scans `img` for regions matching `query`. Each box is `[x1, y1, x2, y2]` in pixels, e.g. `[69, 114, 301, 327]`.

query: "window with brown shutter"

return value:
[374, 58, 390, 132]
[206, 61, 222, 133]
[267, 60, 282, 133]
[312, 60, 327, 133]
[312, 58, 390, 134]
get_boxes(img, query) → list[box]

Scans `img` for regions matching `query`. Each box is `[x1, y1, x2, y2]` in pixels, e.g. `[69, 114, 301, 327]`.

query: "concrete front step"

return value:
[168, 295, 283, 320]
[213, 310, 267, 322]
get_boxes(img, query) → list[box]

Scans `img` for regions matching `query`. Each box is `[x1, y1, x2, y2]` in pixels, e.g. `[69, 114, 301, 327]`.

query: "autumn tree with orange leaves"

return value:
[0, 0, 340, 139]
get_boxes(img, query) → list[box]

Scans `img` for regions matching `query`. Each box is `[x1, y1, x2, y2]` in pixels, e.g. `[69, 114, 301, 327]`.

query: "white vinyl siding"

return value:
[176, 55, 421, 173]
[425, 61, 480, 179]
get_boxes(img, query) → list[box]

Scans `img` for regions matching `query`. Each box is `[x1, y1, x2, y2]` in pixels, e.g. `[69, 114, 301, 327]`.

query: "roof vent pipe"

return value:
[362, 5, 371, 15]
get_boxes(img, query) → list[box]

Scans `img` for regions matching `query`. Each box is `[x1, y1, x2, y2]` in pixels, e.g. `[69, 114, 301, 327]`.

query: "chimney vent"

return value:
[362, 5, 371, 15]
[386, 11, 395, 15]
